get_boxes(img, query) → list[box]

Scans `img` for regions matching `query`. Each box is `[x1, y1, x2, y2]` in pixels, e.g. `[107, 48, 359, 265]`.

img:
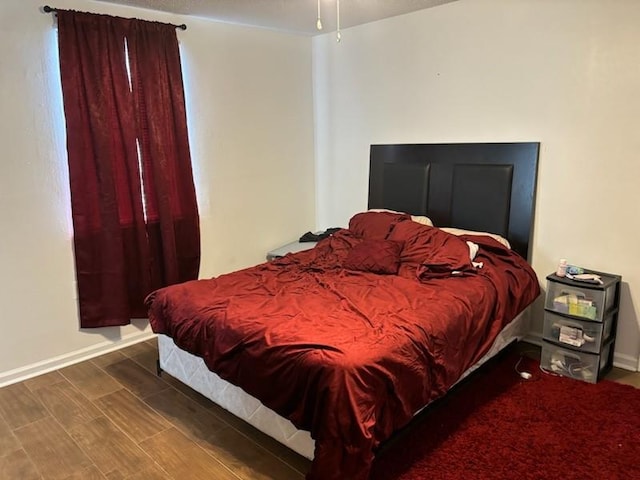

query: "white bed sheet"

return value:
[157, 308, 530, 460]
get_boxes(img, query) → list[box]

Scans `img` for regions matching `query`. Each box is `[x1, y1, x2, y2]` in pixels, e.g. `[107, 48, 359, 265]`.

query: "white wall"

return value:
[313, 0, 640, 369]
[0, 0, 315, 384]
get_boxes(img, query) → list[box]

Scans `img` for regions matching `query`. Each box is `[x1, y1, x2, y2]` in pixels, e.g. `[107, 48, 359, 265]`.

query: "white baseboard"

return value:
[523, 332, 638, 372]
[0, 331, 157, 388]
[613, 352, 639, 372]
[522, 333, 543, 346]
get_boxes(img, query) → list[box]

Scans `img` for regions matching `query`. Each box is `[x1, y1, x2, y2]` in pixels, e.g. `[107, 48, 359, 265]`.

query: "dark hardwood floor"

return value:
[1, 339, 638, 479]
[0, 339, 310, 480]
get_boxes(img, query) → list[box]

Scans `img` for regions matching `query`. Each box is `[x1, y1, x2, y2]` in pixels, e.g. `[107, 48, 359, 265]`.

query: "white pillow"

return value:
[440, 227, 511, 249]
[367, 209, 434, 227]
[409, 215, 434, 227]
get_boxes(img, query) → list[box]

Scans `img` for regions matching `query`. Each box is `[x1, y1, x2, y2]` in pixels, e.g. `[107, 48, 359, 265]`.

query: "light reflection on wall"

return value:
[46, 26, 73, 238]
[180, 45, 209, 216]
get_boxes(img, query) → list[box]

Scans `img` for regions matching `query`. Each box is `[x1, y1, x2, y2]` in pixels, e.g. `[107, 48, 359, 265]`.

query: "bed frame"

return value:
[157, 142, 540, 462]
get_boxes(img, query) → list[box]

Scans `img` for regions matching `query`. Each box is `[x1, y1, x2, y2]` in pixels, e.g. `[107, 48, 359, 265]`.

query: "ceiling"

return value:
[95, 0, 458, 36]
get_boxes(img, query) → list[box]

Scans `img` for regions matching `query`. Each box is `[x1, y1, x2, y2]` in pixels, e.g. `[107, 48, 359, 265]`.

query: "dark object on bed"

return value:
[299, 227, 342, 242]
[368, 142, 539, 260]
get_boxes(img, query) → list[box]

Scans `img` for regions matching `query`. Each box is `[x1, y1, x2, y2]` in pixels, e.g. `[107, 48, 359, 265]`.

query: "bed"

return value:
[147, 142, 540, 480]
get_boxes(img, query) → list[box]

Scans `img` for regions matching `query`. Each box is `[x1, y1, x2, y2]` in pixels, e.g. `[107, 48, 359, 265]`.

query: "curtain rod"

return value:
[42, 5, 188, 30]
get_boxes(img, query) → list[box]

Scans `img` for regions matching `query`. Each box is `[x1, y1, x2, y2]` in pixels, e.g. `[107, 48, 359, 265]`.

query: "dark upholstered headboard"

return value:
[368, 143, 539, 260]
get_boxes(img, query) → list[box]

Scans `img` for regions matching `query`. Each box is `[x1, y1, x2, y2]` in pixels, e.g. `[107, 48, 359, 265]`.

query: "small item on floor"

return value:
[514, 355, 532, 380]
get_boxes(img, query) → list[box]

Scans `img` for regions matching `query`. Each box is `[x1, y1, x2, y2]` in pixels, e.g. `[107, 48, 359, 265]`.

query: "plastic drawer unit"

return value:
[544, 273, 618, 321]
[542, 311, 614, 355]
[542, 270, 621, 383]
[541, 342, 612, 384]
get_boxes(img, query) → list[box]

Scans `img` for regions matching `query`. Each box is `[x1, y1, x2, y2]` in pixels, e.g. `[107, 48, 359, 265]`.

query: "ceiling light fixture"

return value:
[316, 0, 323, 30]
[315, 0, 341, 42]
[336, 0, 341, 42]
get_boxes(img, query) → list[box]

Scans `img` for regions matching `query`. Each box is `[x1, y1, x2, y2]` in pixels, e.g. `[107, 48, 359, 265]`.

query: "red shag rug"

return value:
[371, 351, 640, 480]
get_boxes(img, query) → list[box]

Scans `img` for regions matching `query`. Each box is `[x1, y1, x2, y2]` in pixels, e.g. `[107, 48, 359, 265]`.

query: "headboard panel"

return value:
[368, 142, 539, 260]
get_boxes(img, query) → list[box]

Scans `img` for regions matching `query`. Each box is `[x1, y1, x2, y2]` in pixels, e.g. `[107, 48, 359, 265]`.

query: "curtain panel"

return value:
[56, 10, 200, 328]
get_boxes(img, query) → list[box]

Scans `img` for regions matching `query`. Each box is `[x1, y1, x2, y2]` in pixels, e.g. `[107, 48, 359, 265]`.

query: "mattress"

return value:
[157, 308, 530, 461]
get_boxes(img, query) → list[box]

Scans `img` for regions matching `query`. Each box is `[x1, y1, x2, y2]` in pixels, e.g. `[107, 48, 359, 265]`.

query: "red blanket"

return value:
[147, 226, 539, 479]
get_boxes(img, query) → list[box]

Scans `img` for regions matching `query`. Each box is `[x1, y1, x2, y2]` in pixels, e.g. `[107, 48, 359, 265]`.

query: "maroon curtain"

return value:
[126, 21, 200, 290]
[56, 11, 199, 328]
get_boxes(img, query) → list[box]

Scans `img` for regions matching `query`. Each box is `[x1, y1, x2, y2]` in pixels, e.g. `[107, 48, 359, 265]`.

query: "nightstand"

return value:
[541, 270, 621, 383]
[266, 240, 317, 261]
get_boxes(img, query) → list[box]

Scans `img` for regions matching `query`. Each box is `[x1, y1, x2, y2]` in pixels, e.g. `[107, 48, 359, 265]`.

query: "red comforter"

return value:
[147, 222, 539, 480]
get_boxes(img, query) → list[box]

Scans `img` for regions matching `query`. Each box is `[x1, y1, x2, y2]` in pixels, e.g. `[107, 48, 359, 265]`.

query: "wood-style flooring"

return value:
[0, 339, 310, 480]
[1, 339, 638, 479]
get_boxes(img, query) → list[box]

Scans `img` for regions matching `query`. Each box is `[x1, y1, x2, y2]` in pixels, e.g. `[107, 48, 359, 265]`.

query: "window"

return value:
[55, 10, 200, 327]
